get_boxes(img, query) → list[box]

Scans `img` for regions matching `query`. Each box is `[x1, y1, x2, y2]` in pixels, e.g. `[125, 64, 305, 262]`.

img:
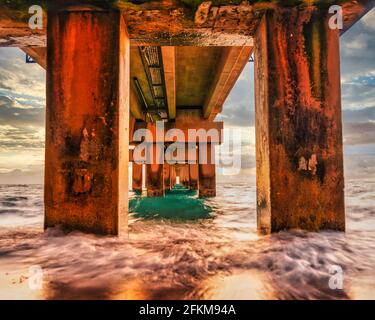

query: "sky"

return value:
[0, 8, 374, 183]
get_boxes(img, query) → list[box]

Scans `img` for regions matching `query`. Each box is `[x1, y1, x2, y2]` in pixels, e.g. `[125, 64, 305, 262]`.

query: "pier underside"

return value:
[1, 0, 374, 234]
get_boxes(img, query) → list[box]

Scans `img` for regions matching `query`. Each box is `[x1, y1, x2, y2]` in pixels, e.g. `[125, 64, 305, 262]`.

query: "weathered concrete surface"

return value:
[178, 164, 190, 188]
[170, 165, 177, 188]
[132, 162, 143, 192]
[0, 18, 46, 47]
[21, 47, 46, 69]
[161, 46, 176, 120]
[146, 144, 165, 196]
[163, 163, 171, 190]
[131, 46, 251, 121]
[199, 143, 216, 197]
[203, 46, 253, 120]
[1, 1, 373, 47]
[189, 163, 199, 190]
[254, 7, 345, 233]
[188, 144, 199, 190]
[45, 8, 129, 235]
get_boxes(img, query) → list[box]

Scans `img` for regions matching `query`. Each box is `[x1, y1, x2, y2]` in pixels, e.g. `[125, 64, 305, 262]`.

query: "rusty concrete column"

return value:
[146, 144, 164, 197]
[163, 163, 171, 191]
[199, 144, 216, 197]
[189, 164, 199, 190]
[170, 165, 176, 189]
[188, 145, 199, 190]
[254, 8, 345, 234]
[180, 164, 190, 188]
[132, 162, 142, 192]
[45, 6, 129, 235]
[180, 165, 186, 187]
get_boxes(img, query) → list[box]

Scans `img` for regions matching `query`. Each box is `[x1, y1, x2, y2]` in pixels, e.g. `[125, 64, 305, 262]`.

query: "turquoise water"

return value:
[130, 185, 213, 221]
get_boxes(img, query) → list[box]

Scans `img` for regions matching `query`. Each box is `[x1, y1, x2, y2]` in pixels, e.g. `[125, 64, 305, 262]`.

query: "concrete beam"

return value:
[0, 17, 46, 47]
[254, 8, 345, 234]
[2, 1, 372, 47]
[21, 47, 47, 69]
[341, 0, 375, 34]
[203, 46, 253, 120]
[45, 8, 129, 235]
[161, 46, 176, 120]
[130, 80, 145, 120]
[4, 0, 374, 47]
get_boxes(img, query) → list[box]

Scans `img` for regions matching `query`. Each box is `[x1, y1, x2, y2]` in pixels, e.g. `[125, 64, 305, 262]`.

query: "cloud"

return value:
[343, 122, 375, 145]
[340, 8, 375, 113]
[216, 127, 256, 176]
[341, 81, 375, 110]
[219, 63, 254, 127]
[0, 48, 45, 176]
[343, 106, 375, 123]
[0, 95, 45, 127]
[0, 125, 44, 150]
[0, 48, 45, 101]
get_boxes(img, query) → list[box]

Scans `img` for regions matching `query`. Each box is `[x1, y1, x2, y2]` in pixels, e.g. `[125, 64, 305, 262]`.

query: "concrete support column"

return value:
[163, 163, 171, 191]
[132, 162, 142, 192]
[189, 164, 199, 190]
[170, 165, 176, 189]
[254, 8, 345, 233]
[199, 144, 216, 197]
[180, 164, 190, 188]
[146, 144, 164, 197]
[45, 7, 129, 235]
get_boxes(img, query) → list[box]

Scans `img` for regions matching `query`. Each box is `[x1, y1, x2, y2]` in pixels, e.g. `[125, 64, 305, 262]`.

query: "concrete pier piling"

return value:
[254, 8, 345, 233]
[2, 1, 371, 234]
[163, 163, 171, 191]
[146, 144, 165, 197]
[132, 163, 143, 192]
[199, 144, 216, 197]
[170, 165, 177, 189]
[180, 164, 190, 189]
[189, 164, 199, 190]
[45, 6, 129, 235]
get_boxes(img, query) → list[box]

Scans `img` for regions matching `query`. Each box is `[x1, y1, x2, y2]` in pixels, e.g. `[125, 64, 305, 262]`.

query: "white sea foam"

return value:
[0, 179, 374, 299]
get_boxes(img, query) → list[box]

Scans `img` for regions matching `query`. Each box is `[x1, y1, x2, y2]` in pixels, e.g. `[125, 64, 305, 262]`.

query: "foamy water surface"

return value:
[0, 178, 374, 299]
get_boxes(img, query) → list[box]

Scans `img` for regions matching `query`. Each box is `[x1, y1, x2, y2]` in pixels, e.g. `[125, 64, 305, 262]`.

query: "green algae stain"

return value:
[129, 184, 213, 221]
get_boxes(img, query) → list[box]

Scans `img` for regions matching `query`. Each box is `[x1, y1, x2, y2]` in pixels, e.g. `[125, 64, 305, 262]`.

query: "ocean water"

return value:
[0, 178, 374, 300]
